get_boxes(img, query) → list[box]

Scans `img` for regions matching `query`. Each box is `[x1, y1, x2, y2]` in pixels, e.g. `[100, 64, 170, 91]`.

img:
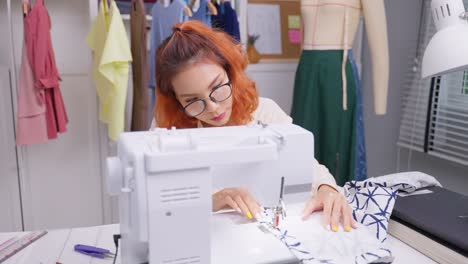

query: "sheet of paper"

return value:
[247, 4, 282, 54]
[288, 29, 301, 44]
[397, 189, 433, 197]
[288, 15, 301, 29]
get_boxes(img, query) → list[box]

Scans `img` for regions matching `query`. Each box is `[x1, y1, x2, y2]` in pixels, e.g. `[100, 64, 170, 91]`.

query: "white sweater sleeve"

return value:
[254, 98, 340, 196]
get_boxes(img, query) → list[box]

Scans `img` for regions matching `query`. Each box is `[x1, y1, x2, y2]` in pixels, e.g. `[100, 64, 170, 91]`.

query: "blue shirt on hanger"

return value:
[148, 0, 188, 90]
[190, 0, 212, 27]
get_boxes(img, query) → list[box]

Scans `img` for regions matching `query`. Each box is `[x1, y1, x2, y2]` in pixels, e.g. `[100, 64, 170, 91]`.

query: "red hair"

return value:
[154, 21, 258, 128]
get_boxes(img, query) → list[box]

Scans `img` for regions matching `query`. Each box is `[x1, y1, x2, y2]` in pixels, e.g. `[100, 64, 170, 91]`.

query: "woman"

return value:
[153, 21, 357, 232]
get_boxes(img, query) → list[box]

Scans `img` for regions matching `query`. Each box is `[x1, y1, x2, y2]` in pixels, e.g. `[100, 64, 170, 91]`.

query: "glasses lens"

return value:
[211, 84, 232, 102]
[184, 100, 205, 117]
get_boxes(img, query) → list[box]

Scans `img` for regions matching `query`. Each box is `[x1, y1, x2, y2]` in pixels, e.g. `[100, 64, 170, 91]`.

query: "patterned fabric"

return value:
[257, 173, 441, 263]
[349, 50, 368, 181]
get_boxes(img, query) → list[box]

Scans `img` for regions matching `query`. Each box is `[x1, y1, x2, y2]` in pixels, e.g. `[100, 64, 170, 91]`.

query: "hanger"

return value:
[162, 0, 171, 8]
[23, 2, 29, 17]
[212, 0, 226, 15]
[102, 0, 112, 28]
[190, 0, 217, 16]
[184, 5, 193, 17]
[103, 0, 115, 12]
[207, 1, 218, 15]
[188, 0, 195, 8]
[103, 0, 108, 13]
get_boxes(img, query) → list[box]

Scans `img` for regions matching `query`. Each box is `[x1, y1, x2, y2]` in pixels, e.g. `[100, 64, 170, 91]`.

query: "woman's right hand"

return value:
[212, 187, 261, 220]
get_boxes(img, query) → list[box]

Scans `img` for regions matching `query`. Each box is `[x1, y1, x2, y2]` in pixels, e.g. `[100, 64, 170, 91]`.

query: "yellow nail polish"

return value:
[345, 226, 351, 232]
[246, 212, 252, 219]
[332, 226, 338, 232]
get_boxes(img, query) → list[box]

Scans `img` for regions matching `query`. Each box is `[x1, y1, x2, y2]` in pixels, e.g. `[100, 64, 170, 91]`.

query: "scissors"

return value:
[74, 244, 115, 259]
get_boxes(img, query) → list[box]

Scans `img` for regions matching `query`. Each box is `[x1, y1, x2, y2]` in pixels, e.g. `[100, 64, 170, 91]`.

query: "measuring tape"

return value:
[0, 230, 48, 263]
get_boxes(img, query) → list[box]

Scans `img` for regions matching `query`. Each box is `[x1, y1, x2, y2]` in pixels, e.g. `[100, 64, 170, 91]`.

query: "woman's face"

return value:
[172, 61, 233, 127]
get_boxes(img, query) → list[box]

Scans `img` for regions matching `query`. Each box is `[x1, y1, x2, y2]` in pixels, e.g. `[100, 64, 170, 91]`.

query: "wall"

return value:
[361, 0, 468, 195]
[246, 63, 298, 114]
[2, 0, 106, 230]
[399, 149, 468, 195]
[0, 0, 23, 232]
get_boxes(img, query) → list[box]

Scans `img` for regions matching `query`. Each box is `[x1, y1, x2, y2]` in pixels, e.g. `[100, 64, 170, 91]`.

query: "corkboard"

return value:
[247, 0, 301, 60]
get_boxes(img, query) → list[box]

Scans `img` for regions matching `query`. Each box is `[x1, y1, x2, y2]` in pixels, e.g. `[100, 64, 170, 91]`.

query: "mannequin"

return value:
[291, 0, 389, 185]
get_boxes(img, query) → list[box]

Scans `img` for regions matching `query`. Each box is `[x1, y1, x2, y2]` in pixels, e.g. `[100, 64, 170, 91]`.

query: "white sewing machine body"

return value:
[106, 123, 315, 264]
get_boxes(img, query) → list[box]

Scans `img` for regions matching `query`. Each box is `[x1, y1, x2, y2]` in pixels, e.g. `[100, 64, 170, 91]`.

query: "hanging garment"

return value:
[148, 0, 188, 122]
[257, 172, 441, 264]
[211, 1, 240, 42]
[116, 0, 157, 15]
[87, 0, 132, 140]
[16, 39, 48, 145]
[291, 50, 356, 186]
[190, 0, 211, 27]
[293, 3, 375, 184]
[24, 0, 68, 140]
[349, 50, 367, 181]
[130, 0, 150, 131]
[148, 0, 189, 89]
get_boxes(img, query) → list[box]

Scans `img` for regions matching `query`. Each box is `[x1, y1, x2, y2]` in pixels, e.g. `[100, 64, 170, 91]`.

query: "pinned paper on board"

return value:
[288, 29, 301, 44]
[288, 15, 301, 29]
[247, 4, 283, 54]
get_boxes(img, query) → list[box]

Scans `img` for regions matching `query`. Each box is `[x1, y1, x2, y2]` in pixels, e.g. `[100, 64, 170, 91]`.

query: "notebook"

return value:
[389, 186, 468, 262]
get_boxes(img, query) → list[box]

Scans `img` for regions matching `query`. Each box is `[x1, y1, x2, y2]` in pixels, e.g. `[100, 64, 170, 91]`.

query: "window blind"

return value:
[398, 0, 434, 151]
[428, 72, 468, 165]
[398, 0, 468, 166]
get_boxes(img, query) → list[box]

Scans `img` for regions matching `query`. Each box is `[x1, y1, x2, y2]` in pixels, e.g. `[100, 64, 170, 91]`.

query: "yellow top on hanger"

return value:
[86, 0, 132, 140]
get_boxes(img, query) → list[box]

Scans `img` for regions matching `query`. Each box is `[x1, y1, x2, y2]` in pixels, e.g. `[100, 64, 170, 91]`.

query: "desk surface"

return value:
[0, 223, 437, 264]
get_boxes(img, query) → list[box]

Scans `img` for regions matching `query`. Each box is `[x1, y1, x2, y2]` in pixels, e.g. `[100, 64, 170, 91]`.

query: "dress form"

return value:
[301, 0, 389, 114]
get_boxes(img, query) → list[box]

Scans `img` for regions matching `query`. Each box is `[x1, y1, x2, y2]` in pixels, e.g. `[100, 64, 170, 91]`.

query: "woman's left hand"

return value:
[302, 185, 358, 232]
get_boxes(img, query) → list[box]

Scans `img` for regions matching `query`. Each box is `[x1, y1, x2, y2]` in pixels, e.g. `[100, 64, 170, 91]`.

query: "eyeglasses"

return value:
[181, 82, 232, 117]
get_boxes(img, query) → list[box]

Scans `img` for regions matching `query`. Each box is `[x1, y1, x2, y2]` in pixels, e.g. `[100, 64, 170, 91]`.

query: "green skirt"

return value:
[291, 50, 357, 186]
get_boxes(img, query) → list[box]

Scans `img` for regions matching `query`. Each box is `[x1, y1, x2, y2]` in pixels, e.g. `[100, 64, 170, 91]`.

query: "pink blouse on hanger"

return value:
[16, 39, 48, 145]
[24, 0, 68, 139]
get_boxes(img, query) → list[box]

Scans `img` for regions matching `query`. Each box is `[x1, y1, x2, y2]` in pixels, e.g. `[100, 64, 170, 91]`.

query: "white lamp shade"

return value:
[422, 23, 468, 78]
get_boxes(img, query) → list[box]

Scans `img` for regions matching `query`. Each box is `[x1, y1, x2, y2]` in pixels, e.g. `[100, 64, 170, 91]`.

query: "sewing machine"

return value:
[106, 123, 315, 264]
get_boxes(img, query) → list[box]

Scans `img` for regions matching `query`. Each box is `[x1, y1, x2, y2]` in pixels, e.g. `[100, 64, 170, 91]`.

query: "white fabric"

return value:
[257, 171, 441, 264]
[251, 97, 294, 124]
[369, 171, 442, 192]
[258, 204, 392, 264]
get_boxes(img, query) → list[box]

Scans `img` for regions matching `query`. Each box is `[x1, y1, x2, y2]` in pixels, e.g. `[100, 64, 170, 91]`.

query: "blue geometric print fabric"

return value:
[259, 176, 439, 264]
[345, 180, 398, 243]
